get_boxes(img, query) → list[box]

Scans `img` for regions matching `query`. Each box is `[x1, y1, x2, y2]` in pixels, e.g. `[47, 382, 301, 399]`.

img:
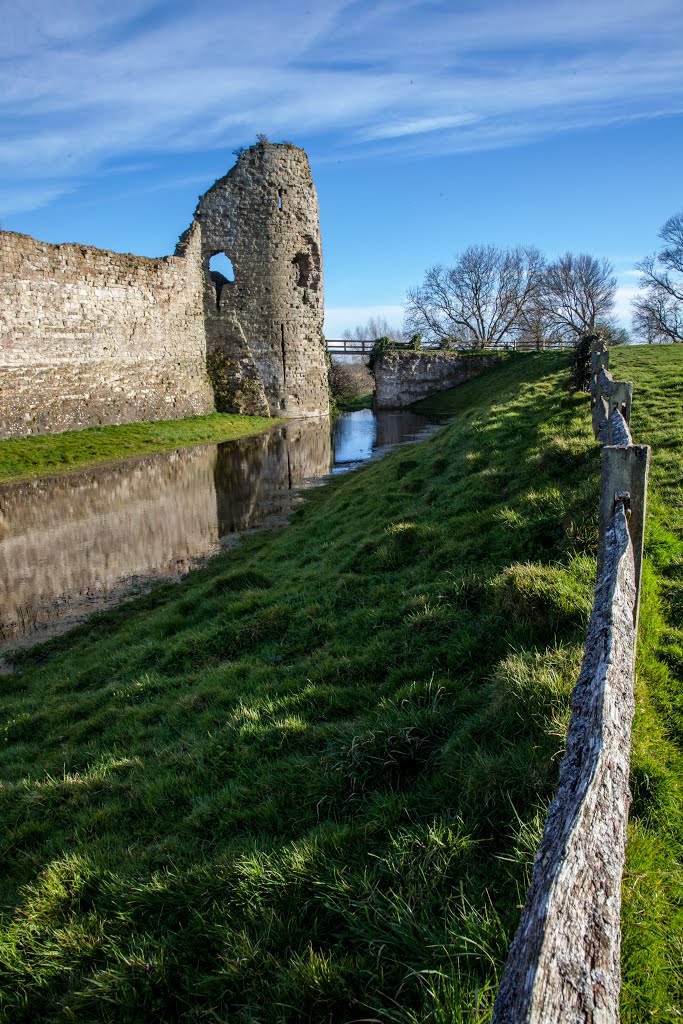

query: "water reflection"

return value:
[0, 446, 221, 644]
[332, 408, 445, 470]
[215, 419, 333, 535]
[0, 409, 441, 648]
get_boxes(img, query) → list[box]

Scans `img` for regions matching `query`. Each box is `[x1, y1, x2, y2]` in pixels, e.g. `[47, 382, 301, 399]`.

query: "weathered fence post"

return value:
[607, 380, 633, 428]
[590, 350, 613, 444]
[491, 501, 638, 1024]
[598, 444, 650, 629]
[591, 350, 609, 377]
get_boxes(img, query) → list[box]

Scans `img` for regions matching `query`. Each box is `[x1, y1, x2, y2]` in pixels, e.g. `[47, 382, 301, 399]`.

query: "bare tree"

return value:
[540, 253, 617, 342]
[342, 315, 404, 343]
[404, 244, 545, 350]
[516, 295, 567, 350]
[632, 210, 683, 343]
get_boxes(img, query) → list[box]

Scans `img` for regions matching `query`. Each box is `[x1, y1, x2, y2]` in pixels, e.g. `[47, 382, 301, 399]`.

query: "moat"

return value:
[0, 408, 445, 651]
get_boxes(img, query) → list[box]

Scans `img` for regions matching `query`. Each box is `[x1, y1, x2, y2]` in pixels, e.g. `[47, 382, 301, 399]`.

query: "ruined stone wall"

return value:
[0, 223, 214, 438]
[192, 142, 329, 418]
[0, 142, 328, 437]
[374, 350, 503, 408]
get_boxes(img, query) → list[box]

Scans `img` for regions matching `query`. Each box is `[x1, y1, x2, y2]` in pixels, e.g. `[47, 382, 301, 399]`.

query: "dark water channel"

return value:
[0, 409, 445, 651]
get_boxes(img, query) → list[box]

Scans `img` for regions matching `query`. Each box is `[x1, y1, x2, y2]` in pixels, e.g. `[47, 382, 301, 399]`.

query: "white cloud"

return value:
[360, 113, 478, 141]
[1, 0, 683, 215]
[0, 186, 75, 218]
[613, 273, 645, 327]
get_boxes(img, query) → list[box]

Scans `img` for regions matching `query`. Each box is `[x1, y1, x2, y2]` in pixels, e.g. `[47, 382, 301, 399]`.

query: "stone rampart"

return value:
[193, 143, 328, 419]
[0, 223, 213, 438]
[0, 142, 329, 438]
[373, 350, 502, 408]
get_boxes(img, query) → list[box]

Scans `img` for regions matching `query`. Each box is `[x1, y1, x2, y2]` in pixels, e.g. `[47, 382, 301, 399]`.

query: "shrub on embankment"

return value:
[328, 358, 374, 408]
[0, 349, 680, 1022]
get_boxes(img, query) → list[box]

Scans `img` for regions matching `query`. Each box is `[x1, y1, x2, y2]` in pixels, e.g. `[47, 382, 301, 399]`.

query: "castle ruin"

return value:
[0, 142, 329, 439]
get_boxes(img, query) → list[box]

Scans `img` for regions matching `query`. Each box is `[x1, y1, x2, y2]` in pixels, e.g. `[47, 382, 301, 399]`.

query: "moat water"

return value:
[0, 408, 446, 651]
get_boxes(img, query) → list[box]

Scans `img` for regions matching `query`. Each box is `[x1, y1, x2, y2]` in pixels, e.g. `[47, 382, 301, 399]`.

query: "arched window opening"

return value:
[208, 252, 235, 308]
[209, 252, 234, 282]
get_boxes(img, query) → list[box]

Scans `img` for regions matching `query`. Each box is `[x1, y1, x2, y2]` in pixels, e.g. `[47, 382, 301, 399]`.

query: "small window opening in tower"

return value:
[278, 189, 284, 211]
[208, 252, 235, 308]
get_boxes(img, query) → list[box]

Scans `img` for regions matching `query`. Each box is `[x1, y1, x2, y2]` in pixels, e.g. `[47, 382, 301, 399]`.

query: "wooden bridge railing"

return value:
[326, 339, 376, 355]
[491, 337, 650, 1023]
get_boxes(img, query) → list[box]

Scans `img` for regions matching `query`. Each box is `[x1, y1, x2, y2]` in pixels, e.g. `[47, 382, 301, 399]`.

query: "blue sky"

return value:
[2, 0, 682, 337]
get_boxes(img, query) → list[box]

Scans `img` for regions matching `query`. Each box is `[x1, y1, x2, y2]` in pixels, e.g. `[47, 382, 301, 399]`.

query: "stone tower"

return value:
[190, 142, 329, 418]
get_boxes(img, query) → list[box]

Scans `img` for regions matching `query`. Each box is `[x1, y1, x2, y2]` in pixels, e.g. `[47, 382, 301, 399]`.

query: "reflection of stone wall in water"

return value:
[285, 418, 334, 485]
[214, 419, 332, 535]
[374, 411, 431, 448]
[0, 446, 219, 637]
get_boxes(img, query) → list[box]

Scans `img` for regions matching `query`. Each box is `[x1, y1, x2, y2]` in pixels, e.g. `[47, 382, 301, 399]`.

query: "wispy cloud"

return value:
[1, 0, 682, 215]
[614, 269, 646, 327]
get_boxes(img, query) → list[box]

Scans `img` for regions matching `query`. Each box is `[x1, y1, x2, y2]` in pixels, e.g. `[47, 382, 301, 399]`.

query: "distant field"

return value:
[0, 413, 276, 483]
[0, 348, 680, 1022]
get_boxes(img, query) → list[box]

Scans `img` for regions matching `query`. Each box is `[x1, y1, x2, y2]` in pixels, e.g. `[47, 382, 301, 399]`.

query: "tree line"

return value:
[344, 208, 683, 350]
[405, 246, 621, 351]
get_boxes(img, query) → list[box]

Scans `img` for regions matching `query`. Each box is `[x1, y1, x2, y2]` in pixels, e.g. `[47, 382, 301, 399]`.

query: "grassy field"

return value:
[0, 348, 680, 1022]
[0, 413, 276, 484]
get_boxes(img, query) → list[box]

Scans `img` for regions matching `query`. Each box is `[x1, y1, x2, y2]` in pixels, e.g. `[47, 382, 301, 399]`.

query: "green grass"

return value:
[609, 346, 683, 1022]
[336, 392, 374, 411]
[0, 348, 680, 1022]
[0, 413, 277, 483]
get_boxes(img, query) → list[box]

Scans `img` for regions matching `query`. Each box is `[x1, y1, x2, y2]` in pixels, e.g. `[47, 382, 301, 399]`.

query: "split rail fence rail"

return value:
[490, 338, 650, 1023]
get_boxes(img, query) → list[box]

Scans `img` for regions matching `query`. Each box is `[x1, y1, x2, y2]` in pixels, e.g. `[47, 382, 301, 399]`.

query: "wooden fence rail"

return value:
[491, 337, 650, 1024]
[326, 339, 376, 355]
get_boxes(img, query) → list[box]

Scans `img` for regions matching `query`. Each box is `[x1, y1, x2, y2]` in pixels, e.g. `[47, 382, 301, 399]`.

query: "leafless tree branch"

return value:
[632, 210, 683, 343]
[405, 245, 544, 349]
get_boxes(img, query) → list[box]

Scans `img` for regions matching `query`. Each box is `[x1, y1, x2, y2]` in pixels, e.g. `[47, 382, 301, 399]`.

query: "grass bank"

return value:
[336, 392, 374, 411]
[0, 349, 680, 1022]
[609, 346, 683, 1019]
[0, 413, 276, 484]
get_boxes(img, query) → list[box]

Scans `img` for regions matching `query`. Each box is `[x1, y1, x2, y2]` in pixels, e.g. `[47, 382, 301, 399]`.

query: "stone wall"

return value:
[0, 142, 329, 439]
[192, 142, 329, 419]
[0, 223, 214, 438]
[374, 350, 502, 408]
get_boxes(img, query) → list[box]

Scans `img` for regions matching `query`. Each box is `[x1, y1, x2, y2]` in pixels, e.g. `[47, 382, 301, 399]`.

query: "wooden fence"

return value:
[326, 339, 376, 356]
[491, 338, 650, 1023]
[326, 338, 571, 356]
